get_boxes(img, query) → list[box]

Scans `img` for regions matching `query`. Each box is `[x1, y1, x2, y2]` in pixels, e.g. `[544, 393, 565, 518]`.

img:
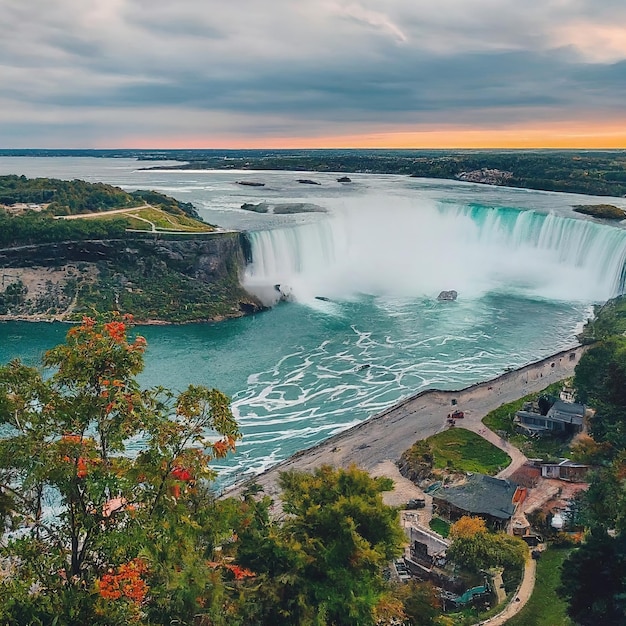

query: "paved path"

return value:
[478, 557, 537, 625]
[226, 345, 587, 501]
[53, 204, 152, 219]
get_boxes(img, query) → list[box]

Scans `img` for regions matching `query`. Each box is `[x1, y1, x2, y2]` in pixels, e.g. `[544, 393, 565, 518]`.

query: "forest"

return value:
[0, 175, 199, 218]
[4, 150, 626, 198]
[553, 298, 626, 624]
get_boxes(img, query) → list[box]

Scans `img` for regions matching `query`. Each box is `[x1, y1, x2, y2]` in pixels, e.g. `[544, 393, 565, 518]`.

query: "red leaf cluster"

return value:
[171, 466, 193, 482]
[98, 559, 149, 603]
[103, 321, 126, 343]
[206, 561, 255, 580]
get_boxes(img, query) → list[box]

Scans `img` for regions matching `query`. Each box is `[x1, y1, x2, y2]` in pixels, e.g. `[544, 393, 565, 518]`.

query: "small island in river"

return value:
[572, 203, 626, 220]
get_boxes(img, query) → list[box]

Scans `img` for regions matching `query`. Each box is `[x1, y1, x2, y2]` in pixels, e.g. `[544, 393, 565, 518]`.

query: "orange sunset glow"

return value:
[117, 121, 626, 151]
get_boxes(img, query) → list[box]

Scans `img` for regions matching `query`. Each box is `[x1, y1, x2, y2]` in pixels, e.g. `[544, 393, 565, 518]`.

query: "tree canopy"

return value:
[446, 516, 527, 590]
[0, 318, 406, 625]
[562, 330, 626, 624]
[0, 314, 240, 625]
[235, 465, 405, 626]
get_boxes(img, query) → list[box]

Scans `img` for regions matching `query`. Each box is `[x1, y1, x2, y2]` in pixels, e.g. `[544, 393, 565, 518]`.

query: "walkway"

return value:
[478, 558, 537, 625]
[226, 345, 587, 502]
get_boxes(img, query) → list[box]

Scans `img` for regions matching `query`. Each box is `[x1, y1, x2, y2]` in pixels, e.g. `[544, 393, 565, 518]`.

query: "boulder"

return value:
[437, 290, 458, 301]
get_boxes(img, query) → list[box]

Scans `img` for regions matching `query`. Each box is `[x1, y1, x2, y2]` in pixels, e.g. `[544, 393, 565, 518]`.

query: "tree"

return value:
[446, 516, 528, 589]
[234, 465, 405, 626]
[392, 580, 440, 626]
[560, 528, 626, 626]
[0, 314, 240, 625]
[449, 515, 487, 539]
[570, 434, 614, 465]
[574, 336, 626, 451]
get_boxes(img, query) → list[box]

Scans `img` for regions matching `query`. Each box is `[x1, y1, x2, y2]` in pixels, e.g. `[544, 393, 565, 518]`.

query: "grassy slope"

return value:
[66, 206, 214, 232]
[506, 548, 573, 626]
[427, 428, 511, 475]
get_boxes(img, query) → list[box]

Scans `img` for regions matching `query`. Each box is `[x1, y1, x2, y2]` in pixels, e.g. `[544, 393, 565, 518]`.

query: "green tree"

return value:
[559, 528, 626, 626]
[392, 580, 440, 626]
[235, 465, 405, 626]
[575, 336, 626, 450]
[446, 516, 528, 589]
[0, 315, 240, 625]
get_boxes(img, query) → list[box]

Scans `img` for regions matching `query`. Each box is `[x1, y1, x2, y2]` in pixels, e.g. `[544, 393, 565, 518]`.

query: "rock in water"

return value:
[337, 176, 352, 183]
[437, 290, 458, 301]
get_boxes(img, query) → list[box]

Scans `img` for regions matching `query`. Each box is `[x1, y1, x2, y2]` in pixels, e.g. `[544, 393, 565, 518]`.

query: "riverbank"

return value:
[225, 344, 587, 502]
[0, 233, 263, 324]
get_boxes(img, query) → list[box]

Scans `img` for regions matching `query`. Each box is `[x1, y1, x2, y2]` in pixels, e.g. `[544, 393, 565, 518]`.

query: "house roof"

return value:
[546, 400, 585, 425]
[432, 474, 517, 520]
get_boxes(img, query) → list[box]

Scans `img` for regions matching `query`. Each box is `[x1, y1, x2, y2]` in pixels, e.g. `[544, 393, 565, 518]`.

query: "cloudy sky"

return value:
[2, 0, 626, 148]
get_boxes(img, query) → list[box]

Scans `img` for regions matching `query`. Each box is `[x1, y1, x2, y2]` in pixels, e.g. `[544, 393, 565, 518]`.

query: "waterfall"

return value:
[243, 199, 626, 304]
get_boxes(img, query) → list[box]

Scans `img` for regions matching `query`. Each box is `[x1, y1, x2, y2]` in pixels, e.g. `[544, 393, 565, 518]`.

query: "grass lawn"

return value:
[429, 517, 450, 538]
[427, 428, 511, 475]
[506, 547, 573, 626]
[67, 206, 214, 232]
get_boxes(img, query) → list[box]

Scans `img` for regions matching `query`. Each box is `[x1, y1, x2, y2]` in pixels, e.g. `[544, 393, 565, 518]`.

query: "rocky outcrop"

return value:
[0, 232, 264, 323]
[572, 204, 626, 220]
[437, 290, 458, 301]
[240, 202, 326, 214]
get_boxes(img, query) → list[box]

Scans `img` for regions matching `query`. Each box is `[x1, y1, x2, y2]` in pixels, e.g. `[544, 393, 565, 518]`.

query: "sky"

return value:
[2, 0, 626, 149]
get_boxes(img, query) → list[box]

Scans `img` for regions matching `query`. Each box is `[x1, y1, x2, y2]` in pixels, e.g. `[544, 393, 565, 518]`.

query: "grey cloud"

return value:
[1, 0, 626, 145]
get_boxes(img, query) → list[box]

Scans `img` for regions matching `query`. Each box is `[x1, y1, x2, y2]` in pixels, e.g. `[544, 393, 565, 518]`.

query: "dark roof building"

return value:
[431, 474, 519, 530]
[514, 400, 585, 436]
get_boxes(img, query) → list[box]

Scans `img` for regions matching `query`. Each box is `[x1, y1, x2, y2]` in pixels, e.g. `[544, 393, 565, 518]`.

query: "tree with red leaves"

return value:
[0, 314, 240, 625]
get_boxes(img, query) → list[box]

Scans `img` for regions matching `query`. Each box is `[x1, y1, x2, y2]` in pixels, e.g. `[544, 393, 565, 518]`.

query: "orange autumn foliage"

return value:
[98, 559, 149, 604]
[206, 561, 255, 580]
[103, 321, 126, 343]
[449, 516, 487, 539]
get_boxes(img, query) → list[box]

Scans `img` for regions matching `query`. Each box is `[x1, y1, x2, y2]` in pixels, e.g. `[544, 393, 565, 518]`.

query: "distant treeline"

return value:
[136, 149, 626, 198]
[4, 150, 626, 197]
[0, 175, 199, 218]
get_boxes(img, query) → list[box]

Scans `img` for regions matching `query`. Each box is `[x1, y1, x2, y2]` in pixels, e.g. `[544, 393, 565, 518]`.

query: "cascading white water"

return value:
[243, 197, 626, 304]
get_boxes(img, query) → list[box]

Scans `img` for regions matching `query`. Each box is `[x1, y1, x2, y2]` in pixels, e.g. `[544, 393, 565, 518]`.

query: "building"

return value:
[540, 459, 589, 482]
[431, 474, 520, 530]
[514, 400, 585, 436]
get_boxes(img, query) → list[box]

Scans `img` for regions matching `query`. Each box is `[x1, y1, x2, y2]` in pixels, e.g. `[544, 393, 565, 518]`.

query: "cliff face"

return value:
[0, 233, 264, 322]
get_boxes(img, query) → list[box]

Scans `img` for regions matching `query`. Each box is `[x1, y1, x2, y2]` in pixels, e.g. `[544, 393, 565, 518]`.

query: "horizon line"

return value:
[2, 146, 626, 152]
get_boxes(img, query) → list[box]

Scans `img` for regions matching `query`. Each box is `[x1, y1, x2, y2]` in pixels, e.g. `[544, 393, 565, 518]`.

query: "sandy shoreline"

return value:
[225, 344, 588, 501]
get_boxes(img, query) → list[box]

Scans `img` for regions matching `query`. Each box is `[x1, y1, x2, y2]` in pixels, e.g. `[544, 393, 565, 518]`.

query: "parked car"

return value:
[406, 498, 426, 509]
[448, 410, 465, 419]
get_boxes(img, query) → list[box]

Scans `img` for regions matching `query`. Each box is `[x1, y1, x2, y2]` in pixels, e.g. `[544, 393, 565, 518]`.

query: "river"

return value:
[1, 156, 625, 488]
